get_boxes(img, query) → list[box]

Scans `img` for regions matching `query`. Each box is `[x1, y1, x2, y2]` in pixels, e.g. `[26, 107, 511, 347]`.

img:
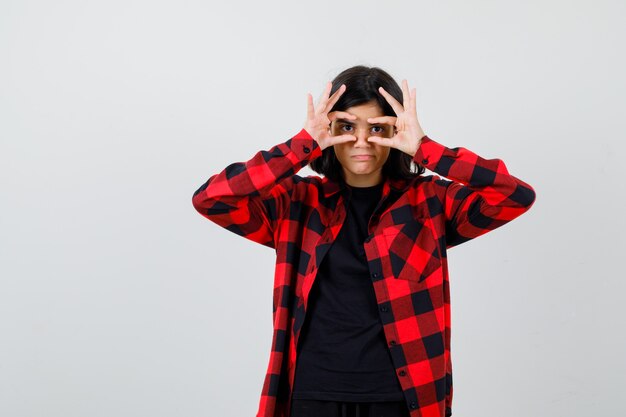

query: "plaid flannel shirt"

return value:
[192, 128, 536, 417]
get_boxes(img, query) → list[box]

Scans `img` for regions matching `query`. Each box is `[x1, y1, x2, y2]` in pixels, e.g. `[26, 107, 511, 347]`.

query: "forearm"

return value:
[414, 135, 535, 208]
[192, 129, 320, 209]
[413, 135, 536, 247]
[191, 129, 321, 247]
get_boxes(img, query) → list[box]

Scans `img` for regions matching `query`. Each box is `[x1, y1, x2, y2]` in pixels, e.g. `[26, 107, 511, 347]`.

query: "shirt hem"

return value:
[291, 390, 405, 402]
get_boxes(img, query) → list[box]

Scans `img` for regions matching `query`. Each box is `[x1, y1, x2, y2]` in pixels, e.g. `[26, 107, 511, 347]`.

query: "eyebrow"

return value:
[335, 118, 382, 125]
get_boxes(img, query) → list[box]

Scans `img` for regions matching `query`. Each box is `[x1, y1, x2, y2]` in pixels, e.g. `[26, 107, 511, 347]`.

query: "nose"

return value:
[353, 128, 371, 148]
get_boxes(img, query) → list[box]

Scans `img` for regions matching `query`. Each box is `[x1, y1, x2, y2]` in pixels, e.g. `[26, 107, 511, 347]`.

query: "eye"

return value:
[340, 124, 354, 132]
[371, 125, 386, 135]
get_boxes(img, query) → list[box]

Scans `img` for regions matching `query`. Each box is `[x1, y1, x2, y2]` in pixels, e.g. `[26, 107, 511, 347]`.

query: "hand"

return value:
[303, 82, 358, 151]
[366, 79, 426, 157]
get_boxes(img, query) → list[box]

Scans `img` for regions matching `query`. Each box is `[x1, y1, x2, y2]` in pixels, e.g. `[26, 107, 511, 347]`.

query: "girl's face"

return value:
[331, 101, 392, 187]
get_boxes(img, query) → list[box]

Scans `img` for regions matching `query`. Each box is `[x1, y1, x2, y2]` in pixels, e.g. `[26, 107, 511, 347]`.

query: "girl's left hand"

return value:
[366, 79, 426, 157]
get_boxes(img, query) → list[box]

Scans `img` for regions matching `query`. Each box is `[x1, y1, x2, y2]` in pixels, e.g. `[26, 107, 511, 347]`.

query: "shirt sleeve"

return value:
[413, 135, 536, 249]
[191, 128, 322, 249]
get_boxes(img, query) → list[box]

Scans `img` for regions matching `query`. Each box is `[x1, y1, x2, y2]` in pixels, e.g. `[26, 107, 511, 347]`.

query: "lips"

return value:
[351, 154, 374, 160]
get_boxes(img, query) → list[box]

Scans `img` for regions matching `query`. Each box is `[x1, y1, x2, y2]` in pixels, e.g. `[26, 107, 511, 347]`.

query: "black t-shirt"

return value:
[291, 182, 405, 402]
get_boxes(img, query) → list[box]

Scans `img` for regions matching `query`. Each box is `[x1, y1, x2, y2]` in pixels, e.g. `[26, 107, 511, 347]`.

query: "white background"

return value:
[1, 1, 625, 416]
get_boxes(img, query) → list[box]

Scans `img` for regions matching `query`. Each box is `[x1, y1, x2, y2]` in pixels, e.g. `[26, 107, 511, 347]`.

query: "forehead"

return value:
[341, 101, 384, 120]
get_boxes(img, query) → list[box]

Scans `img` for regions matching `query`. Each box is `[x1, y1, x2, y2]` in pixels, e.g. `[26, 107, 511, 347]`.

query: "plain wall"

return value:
[1, 0, 625, 416]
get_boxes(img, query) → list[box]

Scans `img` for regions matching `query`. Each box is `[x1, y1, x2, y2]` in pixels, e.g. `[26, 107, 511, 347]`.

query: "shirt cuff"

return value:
[290, 128, 323, 160]
[413, 135, 445, 169]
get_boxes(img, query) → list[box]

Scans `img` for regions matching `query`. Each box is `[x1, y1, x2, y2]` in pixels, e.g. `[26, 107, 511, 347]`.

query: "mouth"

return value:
[351, 155, 374, 160]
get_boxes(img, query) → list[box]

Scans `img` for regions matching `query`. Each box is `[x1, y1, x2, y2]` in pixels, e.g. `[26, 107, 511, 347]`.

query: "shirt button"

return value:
[399, 370, 407, 376]
[421, 158, 429, 164]
[389, 340, 397, 346]
[410, 401, 417, 409]
[364, 235, 373, 243]
[303, 146, 311, 154]
[380, 306, 388, 312]
[371, 272, 379, 279]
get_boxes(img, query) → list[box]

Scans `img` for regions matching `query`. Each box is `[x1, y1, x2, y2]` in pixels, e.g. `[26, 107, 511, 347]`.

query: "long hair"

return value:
[309, 65, 425, 182]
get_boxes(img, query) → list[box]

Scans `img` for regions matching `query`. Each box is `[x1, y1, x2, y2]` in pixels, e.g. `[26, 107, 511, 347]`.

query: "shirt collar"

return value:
[321, 175, 410, 198]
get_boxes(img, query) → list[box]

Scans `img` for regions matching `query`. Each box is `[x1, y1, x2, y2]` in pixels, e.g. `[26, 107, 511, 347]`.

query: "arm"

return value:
[370, 80, 536, 248]
[414, 136, 536, 248]
[191, 81, 357, 248]
[191, 129, 321, 248]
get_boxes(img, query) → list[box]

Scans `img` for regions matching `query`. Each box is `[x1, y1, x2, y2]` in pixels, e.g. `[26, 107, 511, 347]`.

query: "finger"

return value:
[378, 86, 404, 116]
[307, 93, 315, 120]
[326, 134, 357, 147]
[367, 136, 396, 147]
[401, 79, 410, 110]
[325, 84, 346, 113]
[367, 116, 397, 125]
[410, 88, 416, 112]
[316, 81, 333, 112]
[328, 110, 357, 122]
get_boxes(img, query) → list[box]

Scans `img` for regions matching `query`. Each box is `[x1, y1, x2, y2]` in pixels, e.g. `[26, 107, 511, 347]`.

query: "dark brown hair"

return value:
[309, 65, 425, 182]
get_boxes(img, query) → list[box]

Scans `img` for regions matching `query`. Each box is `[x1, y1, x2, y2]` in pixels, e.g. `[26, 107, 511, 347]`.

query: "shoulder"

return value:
[408, 173, 455, 189]
[398, 173, 446, 191]
[401, 174, 456, 206]
[269, 173, 331, 200]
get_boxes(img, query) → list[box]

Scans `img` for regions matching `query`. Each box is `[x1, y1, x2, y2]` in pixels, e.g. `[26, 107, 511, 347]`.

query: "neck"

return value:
[342, 172, 383, 188]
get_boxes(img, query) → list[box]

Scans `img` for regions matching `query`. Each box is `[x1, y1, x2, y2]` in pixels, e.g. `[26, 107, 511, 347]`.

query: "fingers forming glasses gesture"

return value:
[366, 79, 426, 157]
[303, 82, 357, 151]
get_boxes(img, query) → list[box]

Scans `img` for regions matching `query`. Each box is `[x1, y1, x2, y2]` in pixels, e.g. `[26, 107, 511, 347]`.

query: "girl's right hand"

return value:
[303, 82, 358, 151]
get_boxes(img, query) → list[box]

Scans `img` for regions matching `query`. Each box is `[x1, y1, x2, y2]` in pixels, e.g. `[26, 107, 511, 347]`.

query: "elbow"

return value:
[192, 182, 239, 218]
[523, 185, 537, 210]
[526, 187, 537, 209]
[191, 179, 214, 216]
[192, 194, 206, 216]
[510, 182, 536, 210]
